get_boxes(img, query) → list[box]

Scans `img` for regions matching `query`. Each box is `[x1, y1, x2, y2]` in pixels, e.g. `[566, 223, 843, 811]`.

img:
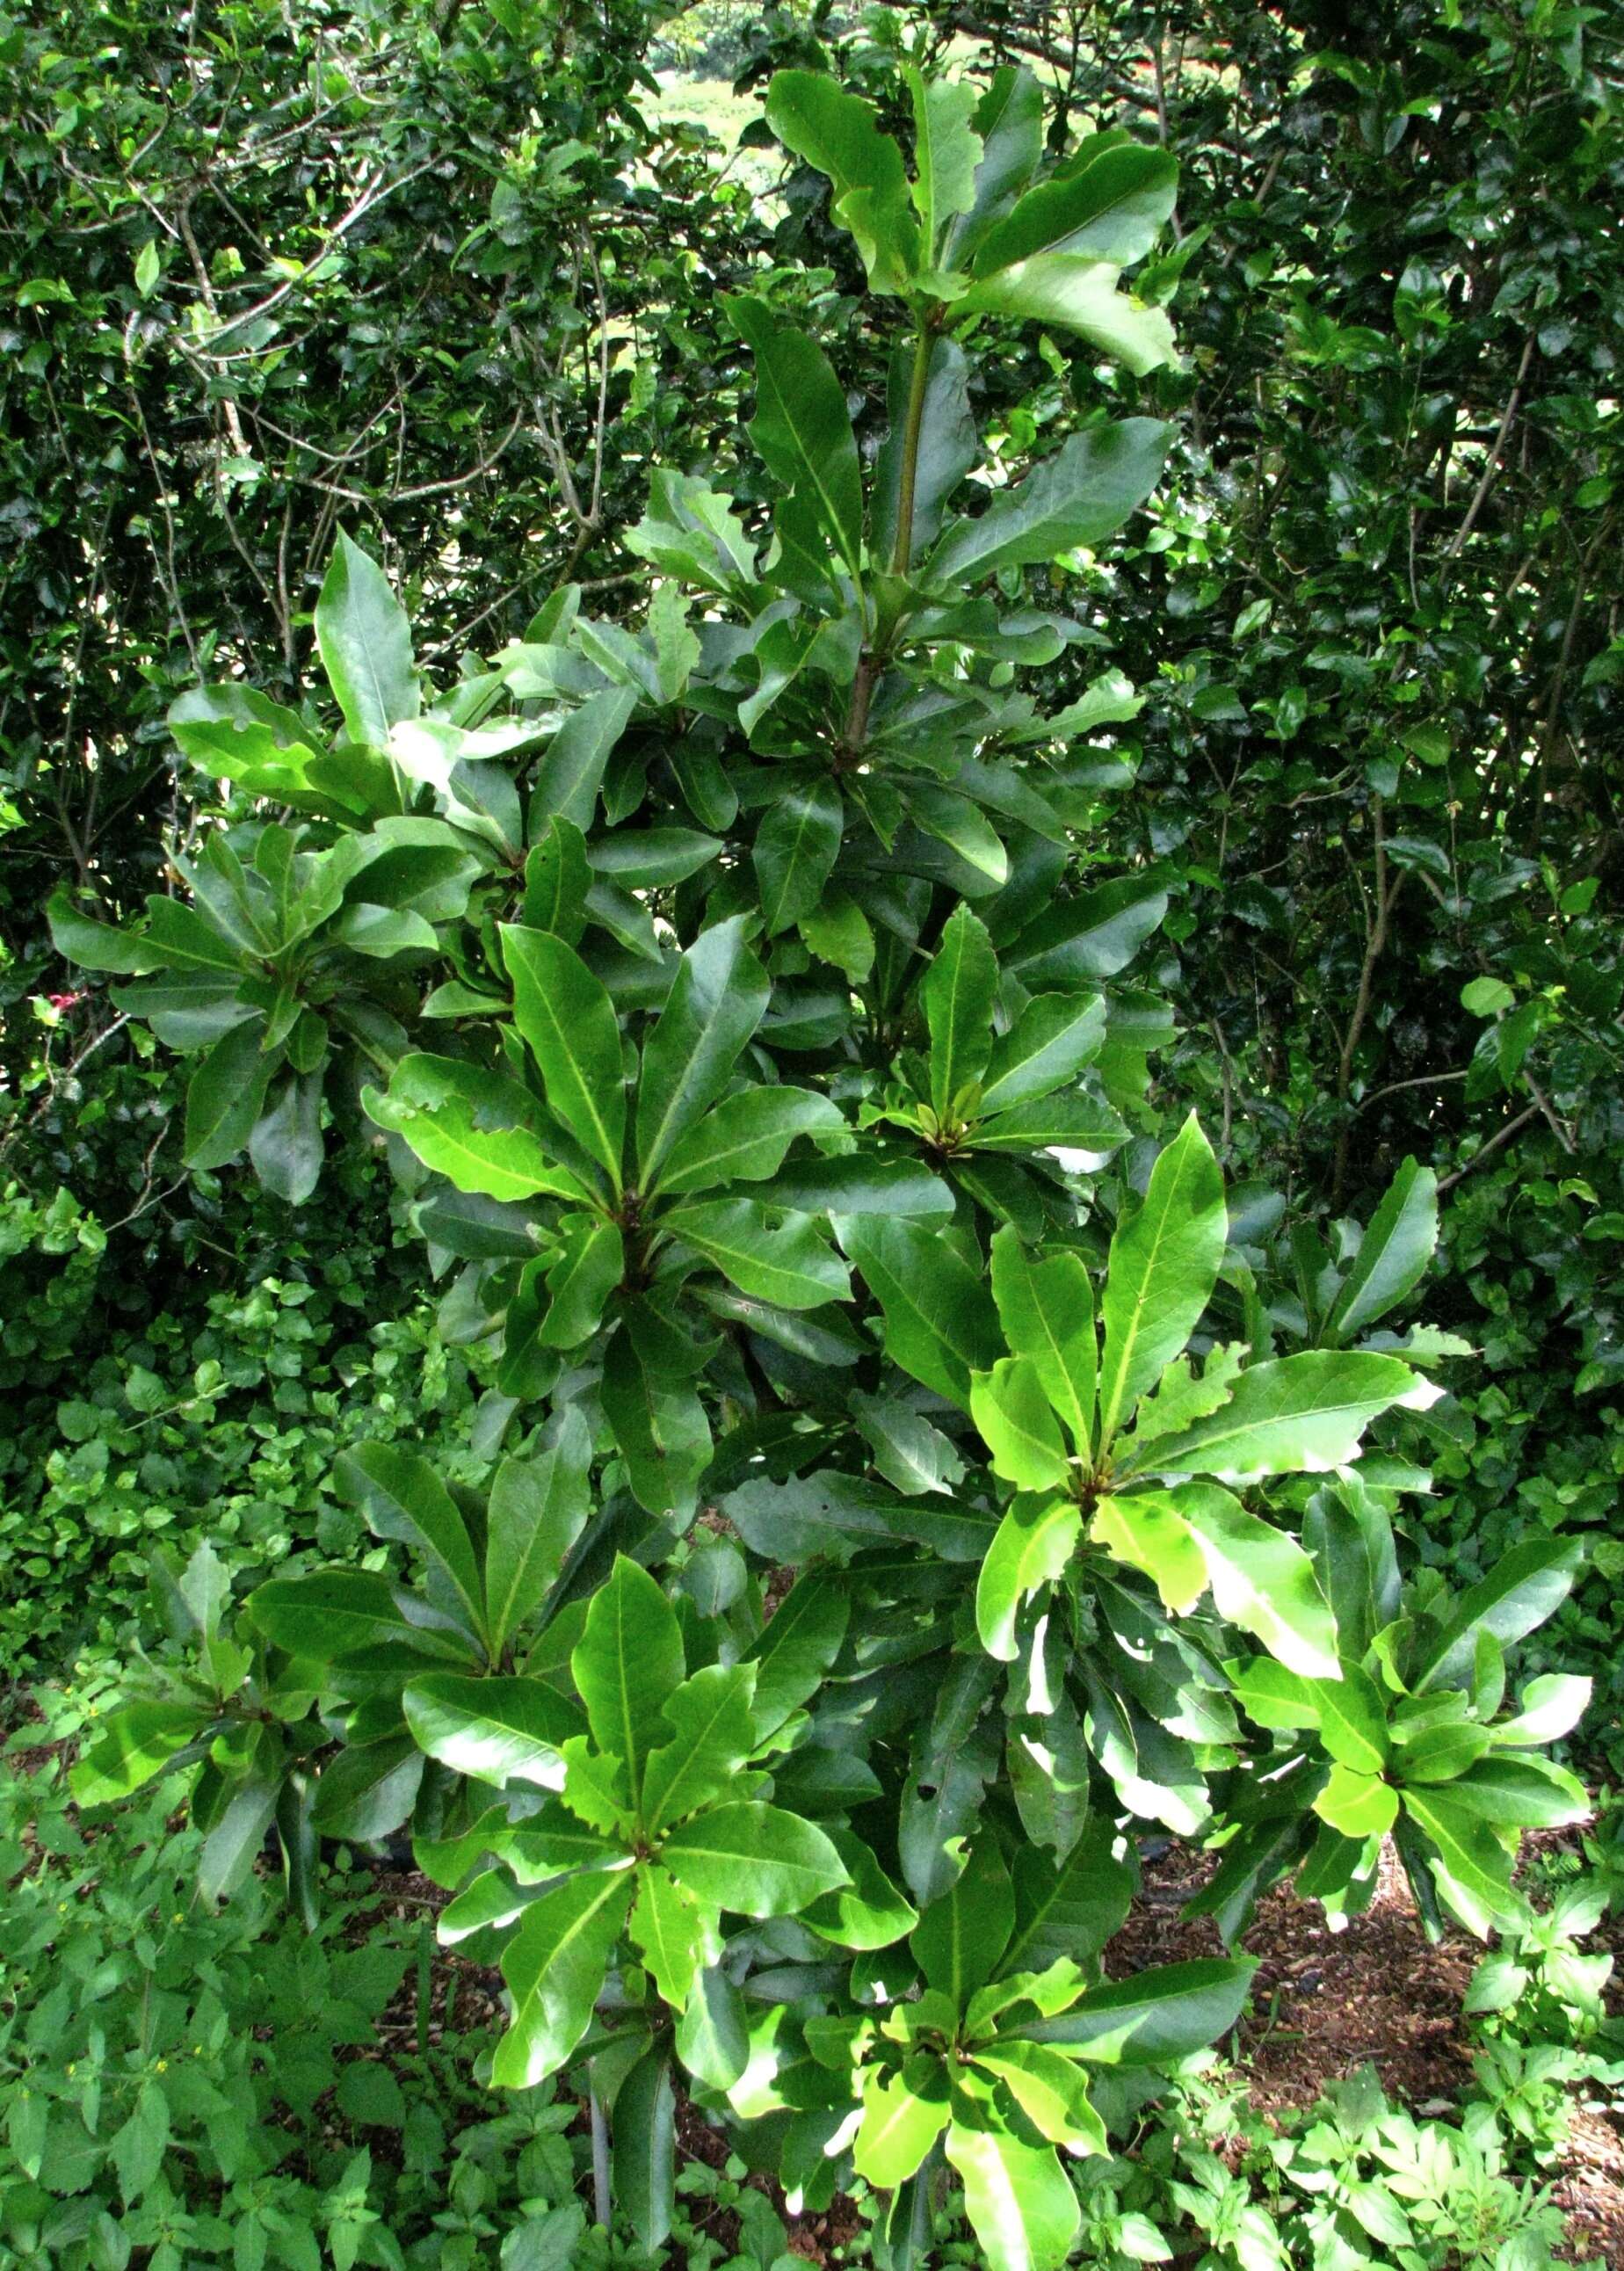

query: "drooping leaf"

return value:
[724, 296, 863, 569]
[763, 73, 918, 294]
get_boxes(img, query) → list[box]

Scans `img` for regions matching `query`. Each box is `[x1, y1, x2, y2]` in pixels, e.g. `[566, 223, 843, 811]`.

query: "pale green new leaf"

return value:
[971, 1357, 1071, 1491]
[976, 1496, 1084, 1661]
[1169, 1483, 1340, 1679]
[1134, 1350, 1422, 1482]
[956, 257, 1178, 374]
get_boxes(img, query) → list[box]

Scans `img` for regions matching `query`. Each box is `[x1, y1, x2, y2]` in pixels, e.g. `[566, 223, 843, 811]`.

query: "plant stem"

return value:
[839, 323, 935, 763]
[589, 2082, 611, 2226]
[891, 323, 935, 577]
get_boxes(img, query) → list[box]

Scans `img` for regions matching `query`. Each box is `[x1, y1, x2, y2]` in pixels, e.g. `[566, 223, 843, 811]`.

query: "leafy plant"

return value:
[53, 48, 1600, 2271]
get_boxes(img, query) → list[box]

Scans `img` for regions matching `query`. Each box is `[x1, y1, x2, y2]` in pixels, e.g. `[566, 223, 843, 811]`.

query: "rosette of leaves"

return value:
[392, 1553, 879, 2106]
[1210, 1481, 1591, 1943]
[770, 1836, 1254, 2271]
[46, 811, 477, 1201]
[363, 913, 964, 1513]
[75, 1419, 602, 1900]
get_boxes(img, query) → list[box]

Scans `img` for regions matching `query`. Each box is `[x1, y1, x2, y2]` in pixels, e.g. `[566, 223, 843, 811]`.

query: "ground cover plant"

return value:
[4, 3, 1620, 2267]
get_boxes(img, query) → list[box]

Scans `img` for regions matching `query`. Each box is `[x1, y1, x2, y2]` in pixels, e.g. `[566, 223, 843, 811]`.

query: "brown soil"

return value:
[1115, 1837, 1479, 2112]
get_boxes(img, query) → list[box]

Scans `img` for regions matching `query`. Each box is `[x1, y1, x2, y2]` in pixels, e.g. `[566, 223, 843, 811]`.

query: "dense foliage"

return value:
[3, 4, 1620, 2268]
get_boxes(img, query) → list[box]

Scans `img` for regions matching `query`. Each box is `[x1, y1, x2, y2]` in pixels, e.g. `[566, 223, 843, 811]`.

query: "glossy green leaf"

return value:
[1314, 1764, 1398, 1841]
[763, 72, 917, 294]
[635, 918, 770, 1181]
[184, 1018, 274, 1171]
[315, 531, 418, 748]
[630, 1868, 718, 2011]
[364, 1053, 591, 1206]
[532, 686, 637, 832]
[923, 903, 997, 1124]
[1135, 1350, 1422, 1481]
[335, 1440, 486, 1645]
[1027, 1956, 1256, 2063]
[660, 1802, 848, 1918]
[571, 1555, 685, 1807]
[974, 141, 1178, 273]
[971, 1357, 1071, 1492]
[536, 1216, 623, 1346]
[1325, 1157, 1439, 1343]
[911, 1840, 1014, 2003]
[972, 2042, 1106, 2156]
[612, 2046, 676, 2253]
[957, 258, 1178, 374]
[493, 1870, 636, 2087]
[873, 336, 976, 568]
[1414, 1537, 1584, 1694]
[724, 295, 862, 567]
[501, 925, 625, 1190]
[931, 423, 1171, 587]
[854, 2068, 949, 2188]
[641, 1662, 759, 1834]
[753, 779, 845, 936]
[1097, 1113, 1225, 1447]
[946, 2122, 1080, 2271]
[402, 1672, 584, 1789]
[989, 1229, 1097, 1458]
[1169, 1483, 1340, 1679]
[976, 1495, 1083, 1661]
[841, 1215, 1000, 1410]
[664, 1198, 850, 1310]
[654, 1085, 845, 1197]
[980, 993, 1106, 1114]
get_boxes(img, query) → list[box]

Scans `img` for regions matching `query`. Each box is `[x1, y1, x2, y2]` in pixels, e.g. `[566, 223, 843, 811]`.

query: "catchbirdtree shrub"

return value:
[59, 65, 1593, 2271]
